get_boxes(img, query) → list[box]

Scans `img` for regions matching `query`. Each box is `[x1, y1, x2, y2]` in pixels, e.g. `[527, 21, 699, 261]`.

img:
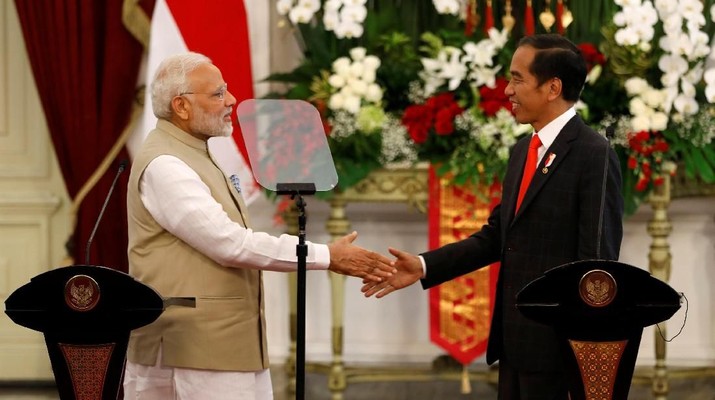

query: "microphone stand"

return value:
[276, 182, 316, 400]
[85, 160, 127, 265]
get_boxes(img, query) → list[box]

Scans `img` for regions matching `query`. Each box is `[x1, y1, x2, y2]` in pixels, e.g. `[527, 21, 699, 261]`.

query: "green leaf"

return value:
[690, 148, 715, 182]
[702, 145, 715, 169]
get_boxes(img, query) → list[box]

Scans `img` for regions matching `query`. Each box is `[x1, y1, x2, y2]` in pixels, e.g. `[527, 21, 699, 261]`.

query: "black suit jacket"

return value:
[421, 115, 623, 372]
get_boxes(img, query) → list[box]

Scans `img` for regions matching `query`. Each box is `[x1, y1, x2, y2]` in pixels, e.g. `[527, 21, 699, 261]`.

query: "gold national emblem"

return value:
[579, 269, 617, 308]
[64, 275, 101, 312]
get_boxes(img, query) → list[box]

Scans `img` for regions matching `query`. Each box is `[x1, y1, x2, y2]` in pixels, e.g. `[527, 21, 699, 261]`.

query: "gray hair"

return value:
[150, 52, 212, 119]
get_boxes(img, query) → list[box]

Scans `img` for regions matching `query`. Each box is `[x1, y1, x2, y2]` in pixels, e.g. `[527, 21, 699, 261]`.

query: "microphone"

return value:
[605, 124, 615, 140]
[595, 125, 616, 259]
[84, 160, 128, 265]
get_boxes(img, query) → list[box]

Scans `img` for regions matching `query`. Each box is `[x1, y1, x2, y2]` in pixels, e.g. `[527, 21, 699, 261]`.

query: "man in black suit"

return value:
[363, 34, 624, 399]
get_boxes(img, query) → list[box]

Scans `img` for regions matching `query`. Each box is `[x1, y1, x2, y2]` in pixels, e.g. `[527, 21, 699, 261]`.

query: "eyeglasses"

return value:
[180, 84, 228, 101]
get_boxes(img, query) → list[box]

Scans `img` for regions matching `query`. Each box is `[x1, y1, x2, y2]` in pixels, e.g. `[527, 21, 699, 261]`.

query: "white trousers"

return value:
[123, 348, 273, 400]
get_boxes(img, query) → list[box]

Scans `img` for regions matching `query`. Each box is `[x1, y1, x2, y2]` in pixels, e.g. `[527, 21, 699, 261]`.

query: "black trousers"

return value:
[497, 358, 570, 400]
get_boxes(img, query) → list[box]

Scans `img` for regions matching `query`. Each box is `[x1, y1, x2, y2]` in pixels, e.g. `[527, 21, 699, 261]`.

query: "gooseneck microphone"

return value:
[84, 160, 128, 265]
[595, 125, 616, 259]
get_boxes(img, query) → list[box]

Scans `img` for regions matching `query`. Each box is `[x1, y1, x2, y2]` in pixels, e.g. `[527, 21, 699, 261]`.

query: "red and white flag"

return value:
[129, 0, 260, 202]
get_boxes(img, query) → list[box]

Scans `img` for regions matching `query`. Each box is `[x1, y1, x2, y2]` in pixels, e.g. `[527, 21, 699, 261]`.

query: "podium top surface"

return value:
[516, 259, 681, 333]
[4, 265, 165, 334]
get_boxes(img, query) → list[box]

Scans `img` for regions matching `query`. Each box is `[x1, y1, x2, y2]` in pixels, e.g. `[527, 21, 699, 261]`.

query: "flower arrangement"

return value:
[582, 0, 715, 213]
[400, 27, 531, 187]
[270, 0, 528, 195]
[270, 0, 715, 212]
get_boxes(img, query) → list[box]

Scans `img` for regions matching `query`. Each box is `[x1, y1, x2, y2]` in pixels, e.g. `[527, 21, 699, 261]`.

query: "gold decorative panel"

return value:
[569, 339, 627, 400]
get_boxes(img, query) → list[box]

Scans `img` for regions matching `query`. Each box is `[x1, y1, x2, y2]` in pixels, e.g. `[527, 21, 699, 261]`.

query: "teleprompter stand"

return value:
[277, 182, 316, 400]
[516, 259, 681, 399]
[5, 265, 195, 400]
[236, 98, 339, 400]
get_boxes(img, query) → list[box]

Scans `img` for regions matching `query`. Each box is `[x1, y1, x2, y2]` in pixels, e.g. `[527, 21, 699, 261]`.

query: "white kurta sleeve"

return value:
[139, 155, 330, 272]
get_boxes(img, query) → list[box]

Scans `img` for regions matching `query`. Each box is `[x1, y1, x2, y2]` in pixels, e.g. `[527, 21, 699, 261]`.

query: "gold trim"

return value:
[121, 0, 151, 49]
[64, 104, 142, 264]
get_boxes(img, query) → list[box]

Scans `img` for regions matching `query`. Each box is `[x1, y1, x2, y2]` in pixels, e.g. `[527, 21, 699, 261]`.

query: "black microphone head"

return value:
[605, 125, 615, 140]
[118, 159, 129, 172]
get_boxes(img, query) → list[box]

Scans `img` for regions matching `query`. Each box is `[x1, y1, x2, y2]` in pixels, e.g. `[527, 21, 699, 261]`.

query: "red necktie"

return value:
[515, 134, 541, 214]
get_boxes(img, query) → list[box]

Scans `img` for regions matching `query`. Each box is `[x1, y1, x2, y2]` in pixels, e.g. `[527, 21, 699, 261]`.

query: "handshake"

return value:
[327, 231, 424, 299]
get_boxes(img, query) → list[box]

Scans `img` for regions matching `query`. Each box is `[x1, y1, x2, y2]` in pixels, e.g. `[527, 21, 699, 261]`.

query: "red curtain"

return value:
[14, 0, 146, 271]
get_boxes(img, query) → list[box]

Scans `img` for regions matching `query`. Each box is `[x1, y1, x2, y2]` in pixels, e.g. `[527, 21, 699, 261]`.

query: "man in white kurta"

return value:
[123, 52, 394, 400]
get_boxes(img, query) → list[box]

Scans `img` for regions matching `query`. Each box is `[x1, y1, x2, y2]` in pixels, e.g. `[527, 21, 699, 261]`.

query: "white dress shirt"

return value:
[532, 106, 576, 165]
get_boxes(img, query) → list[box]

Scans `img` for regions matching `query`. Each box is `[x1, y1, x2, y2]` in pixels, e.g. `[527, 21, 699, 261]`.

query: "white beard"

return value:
[191, 107, 233, 137]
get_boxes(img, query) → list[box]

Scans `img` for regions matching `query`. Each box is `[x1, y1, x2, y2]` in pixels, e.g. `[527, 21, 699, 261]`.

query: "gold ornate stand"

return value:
[648, 173, 715, 399]
[647, 176, 673, 399]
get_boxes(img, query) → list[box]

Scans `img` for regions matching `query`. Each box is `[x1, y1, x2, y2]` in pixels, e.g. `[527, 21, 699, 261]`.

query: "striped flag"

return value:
[128, 0, 260, 202]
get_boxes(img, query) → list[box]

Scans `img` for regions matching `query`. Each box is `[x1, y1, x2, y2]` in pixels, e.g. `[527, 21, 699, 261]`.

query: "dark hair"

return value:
[517, 34, 587, 102]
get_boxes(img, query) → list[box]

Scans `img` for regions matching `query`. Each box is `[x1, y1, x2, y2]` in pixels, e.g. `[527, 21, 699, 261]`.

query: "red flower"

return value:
[641, 162, 651, 177]
[578, 43, 606, 71]
[479, 77, 511, 116]
[654, 139, 669, 152]
[635, 177, 649, 192]
[627, 156, 638, 170]
[403, 92, 463, 141]
[402, 104, 433, 144]
[313, 99, 332, 136]
[426, 92, 457, 110]
[635, 130, 650, 141]
[435, 108, 456, 135]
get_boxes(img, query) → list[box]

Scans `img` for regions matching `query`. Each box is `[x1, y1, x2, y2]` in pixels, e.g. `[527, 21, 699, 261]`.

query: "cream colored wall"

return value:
[0, 1, 72, 380]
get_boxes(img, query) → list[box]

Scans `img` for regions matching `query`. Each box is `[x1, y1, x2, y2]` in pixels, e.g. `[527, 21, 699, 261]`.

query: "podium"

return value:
[516, 260, 681, 400]
[4, 265, 192, 400]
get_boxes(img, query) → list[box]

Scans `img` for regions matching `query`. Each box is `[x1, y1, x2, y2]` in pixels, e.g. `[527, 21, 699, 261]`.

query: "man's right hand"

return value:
[361, 247, 424, 298]
[327, 231, 396, 282]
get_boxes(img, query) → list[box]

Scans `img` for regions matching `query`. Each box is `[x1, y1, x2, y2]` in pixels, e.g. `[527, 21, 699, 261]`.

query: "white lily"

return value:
[441, 49, 468, 90]
[328, 74, 346, 88]
[334, 20, 364, 38]
[624, 77, 650, 95]
[323, 11, 340, 30]
[349, 47, 367, 62]
[469, 65, 501, 88]
[673, 94, 699, 115]
[365, 84, 383, 103]
[289, 7, 315, 24]
[333, 56, 351, 72]
[363, 55, 381, 71]
[650, 112, 669, 131]
[432, 0, 460, 15]
[631, 114, 652, 132]
[276, 0, 294, 16]
[341, 4, 368, 23]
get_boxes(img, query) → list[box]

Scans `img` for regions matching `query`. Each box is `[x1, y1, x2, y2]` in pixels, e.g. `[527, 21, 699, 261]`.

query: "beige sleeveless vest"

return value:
[126, 120, 268, 371]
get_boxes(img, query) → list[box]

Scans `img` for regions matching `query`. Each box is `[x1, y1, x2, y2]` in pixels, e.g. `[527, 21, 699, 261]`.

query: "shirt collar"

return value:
[532, 107, 576, 149]
[156, 119, 208, 151]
